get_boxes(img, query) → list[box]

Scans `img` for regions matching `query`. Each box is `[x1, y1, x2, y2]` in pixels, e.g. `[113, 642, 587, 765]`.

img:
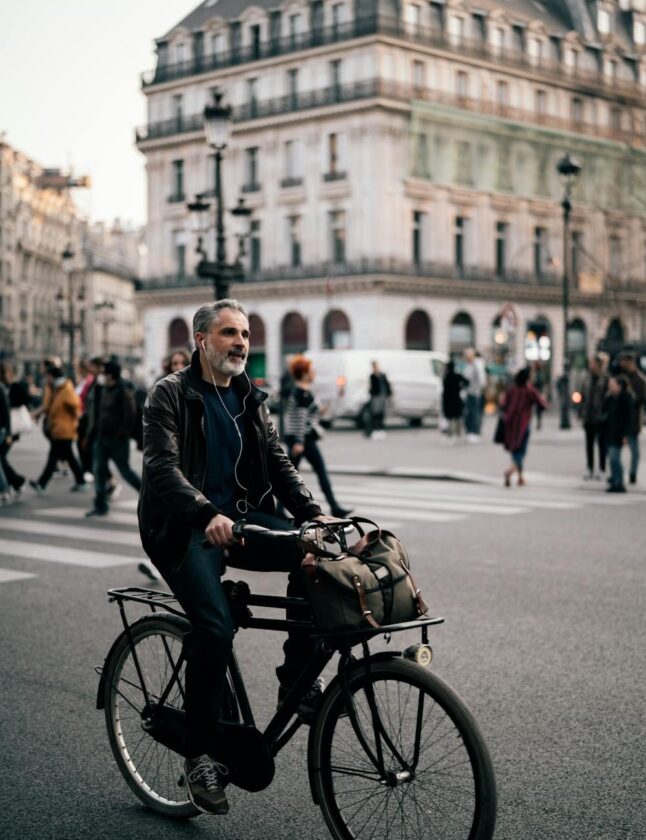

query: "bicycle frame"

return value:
[103, 586, 443, 781]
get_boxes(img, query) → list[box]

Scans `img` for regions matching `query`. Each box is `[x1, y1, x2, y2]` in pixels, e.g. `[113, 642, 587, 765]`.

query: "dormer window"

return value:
[598, 8, 611, 35]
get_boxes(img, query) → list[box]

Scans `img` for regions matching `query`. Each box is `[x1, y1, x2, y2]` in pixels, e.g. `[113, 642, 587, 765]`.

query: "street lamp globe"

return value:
[556, 153, 582, 193]
[230, 196, 252, 238]
[62, 245, 74, 275]
[187, 193, 211, 234]
[203, 91, 232, 150]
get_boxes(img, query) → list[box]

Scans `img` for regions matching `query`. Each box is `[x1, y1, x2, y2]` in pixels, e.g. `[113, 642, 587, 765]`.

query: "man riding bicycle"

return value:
[138, 299, 330, 816]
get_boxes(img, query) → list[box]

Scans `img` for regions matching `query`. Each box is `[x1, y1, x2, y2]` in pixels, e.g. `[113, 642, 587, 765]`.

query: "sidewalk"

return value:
[310, 412, 637, 491]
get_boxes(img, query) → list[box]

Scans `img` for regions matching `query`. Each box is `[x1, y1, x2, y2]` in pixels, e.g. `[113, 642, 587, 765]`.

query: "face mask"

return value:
[97, 374, 106, 386]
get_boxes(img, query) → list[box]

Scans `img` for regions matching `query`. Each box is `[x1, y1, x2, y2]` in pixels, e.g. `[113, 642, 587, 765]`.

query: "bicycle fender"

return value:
[306, 651, 402, 805]
[95, 612, 190, 710]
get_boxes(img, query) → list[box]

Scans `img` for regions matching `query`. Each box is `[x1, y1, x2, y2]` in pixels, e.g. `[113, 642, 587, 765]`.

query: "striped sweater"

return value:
[284, 386, 320, 444]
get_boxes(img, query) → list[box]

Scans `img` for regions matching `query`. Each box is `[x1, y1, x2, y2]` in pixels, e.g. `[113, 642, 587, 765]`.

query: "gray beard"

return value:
[206, 346, 247, 379]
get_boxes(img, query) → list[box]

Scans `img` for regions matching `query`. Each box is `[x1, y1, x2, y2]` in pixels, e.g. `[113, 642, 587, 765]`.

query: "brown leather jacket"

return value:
[138, 352, 322, 572]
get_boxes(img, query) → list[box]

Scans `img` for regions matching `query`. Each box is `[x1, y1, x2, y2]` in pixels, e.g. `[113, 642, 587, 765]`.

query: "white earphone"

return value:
[200, 338, 272, 514]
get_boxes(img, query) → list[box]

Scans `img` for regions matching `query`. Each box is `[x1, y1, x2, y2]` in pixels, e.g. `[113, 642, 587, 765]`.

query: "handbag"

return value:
[493, 415, 505, 445]
[10, 405, 35, 436]
[300, 518, 428, 633]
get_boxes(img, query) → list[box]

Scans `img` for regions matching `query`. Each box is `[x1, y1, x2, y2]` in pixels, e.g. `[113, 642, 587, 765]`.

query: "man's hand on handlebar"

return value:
[204, 513, 238, 547]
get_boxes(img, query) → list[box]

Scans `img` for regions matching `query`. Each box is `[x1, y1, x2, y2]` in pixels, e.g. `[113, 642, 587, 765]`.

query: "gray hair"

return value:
[192, 299, 248, 337]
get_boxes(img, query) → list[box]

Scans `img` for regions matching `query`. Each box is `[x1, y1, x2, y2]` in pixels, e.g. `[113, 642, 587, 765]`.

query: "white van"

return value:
[305, 349, 447, 428]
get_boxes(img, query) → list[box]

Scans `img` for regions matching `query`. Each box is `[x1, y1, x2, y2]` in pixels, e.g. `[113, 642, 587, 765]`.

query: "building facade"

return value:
[135, 0, 646, 386]
[0, 139, 144, 377]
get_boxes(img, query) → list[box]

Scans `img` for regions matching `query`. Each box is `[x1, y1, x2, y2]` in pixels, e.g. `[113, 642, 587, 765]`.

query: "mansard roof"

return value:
[160, 0, 641, 49]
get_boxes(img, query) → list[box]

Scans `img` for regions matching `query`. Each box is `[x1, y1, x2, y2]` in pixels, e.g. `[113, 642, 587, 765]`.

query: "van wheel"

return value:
[408, 417, 423, 428]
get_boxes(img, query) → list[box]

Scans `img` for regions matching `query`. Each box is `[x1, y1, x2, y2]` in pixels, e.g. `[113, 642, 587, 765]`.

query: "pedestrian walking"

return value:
[442, 361, 468, 439]
[0, 375, 13, 505]
[0, 362, 27, 497]
[29, 367, 87, 494]
[618, 352, 645, 484]
[603, 374, 633, 493]
[86, 361, 142, 517]
[501, 367, 548, 487]
[284, 356, 351, 519]
[580, 354, 609, 480]
[365, 360, 392, 439]
[463, 348, 484, 442]
[76, 358, 97, 477]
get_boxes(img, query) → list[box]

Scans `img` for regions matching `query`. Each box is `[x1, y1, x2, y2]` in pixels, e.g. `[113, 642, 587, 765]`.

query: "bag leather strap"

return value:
[352, 575, 381, 629]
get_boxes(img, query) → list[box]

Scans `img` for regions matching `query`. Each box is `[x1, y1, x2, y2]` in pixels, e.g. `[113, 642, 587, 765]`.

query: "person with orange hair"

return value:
[283, 355, 351, 519]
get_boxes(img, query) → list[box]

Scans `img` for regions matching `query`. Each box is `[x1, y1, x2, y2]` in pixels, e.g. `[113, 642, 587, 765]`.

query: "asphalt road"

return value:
[0, 432, 645, 840]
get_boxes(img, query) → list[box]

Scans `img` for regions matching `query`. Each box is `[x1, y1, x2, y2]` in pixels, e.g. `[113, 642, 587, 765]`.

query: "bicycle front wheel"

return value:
[310, 657, 496, 840]
[103, 614, 198, 818]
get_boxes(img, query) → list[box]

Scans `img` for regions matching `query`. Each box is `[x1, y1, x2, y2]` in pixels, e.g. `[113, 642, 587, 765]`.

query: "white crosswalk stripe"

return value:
[0, 477, 643, 582]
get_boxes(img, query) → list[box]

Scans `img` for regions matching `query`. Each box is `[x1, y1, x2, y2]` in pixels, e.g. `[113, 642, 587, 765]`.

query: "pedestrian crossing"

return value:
[0, 476, 644, 585]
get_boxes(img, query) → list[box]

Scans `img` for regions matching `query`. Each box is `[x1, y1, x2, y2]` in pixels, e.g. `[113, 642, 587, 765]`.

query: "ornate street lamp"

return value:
[94, 298, 116, 356]
[57, 244, 85, 379]
[556, 152, 582, 430]
[187, 92, 253, 299]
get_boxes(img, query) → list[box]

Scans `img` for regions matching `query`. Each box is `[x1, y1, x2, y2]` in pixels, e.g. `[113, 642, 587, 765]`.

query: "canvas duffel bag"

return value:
[300, 518, 428, 633]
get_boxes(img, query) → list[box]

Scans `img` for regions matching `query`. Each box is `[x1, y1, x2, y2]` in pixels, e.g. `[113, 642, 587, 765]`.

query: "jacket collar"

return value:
[183, 349, 267, 411]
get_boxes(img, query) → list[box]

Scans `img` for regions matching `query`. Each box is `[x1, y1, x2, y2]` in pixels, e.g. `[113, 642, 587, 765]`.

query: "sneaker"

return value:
[85, 507, 108, 517]
[184, 755, 229, 815]
[629, 474, 637, 485]
[83, 472, 95, 484]
[29, 479, 46, 496]
[107, 481, 122, 499]
[466, 434, 481, 443]
[71, 482, 89, 492]
[606, 485, 627, 493]
[277, 676, 325, 725]
[582, 470, 593, 481]
[0, 492, 15, 507]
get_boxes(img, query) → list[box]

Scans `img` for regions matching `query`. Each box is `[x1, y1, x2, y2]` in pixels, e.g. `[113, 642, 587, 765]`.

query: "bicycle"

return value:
[96, 519, 497, 839]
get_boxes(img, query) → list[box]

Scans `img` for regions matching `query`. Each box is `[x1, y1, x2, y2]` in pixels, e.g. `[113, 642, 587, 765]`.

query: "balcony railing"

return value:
[136, 78, 640, 146]
[141, 14, 642, 103]
[137, 258, 568, 291]
[323, 171, 347, 182]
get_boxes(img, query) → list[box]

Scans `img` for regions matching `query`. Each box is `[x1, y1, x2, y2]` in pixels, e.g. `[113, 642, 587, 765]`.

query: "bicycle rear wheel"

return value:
[103, 614, 198, 818]
[310, 657, 496, 840]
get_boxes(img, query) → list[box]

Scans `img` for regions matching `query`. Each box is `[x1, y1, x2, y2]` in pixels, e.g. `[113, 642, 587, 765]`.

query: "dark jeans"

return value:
[0, 441, 25, 490]
[160, 512, 313, 758]
[584, 422, 606, 473]
[94, 435, 141, 512]
[290, 437, 341, 514]
[511, 429, 530, 470]
[37, 439, 85, 488]
[608, 445, 624, 489]
[464, 394, 481, 435]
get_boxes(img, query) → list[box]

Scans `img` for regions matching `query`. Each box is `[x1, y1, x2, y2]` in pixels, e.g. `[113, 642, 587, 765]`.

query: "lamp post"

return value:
[187, 91, 252, 300]
[94, 299, 116, 356]
[57, 245, 85, 379]
[556, 153, 581, 430]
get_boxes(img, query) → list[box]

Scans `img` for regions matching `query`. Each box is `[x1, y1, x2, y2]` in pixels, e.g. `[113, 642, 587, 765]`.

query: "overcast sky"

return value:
[0, 0, 192, 227]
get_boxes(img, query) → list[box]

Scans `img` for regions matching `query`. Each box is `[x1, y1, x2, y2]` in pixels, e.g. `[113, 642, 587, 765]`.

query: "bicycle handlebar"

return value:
[202, 517, 354, 549]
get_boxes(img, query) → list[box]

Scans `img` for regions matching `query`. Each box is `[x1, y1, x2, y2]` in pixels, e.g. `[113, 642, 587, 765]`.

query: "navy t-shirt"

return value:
[199, 379, 248, 518]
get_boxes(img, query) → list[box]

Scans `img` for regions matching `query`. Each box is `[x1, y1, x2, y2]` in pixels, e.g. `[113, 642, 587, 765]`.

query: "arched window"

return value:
[168, 317, 190, 349]
[449, 312, 475, 361]
[567, 317, 587, 360]
[405, 310, 432, 350]
[248, 313, 267, 383]
[323, 309, 352, 349]
[606, 317, 624, 346]
[281, 311, 308, 356]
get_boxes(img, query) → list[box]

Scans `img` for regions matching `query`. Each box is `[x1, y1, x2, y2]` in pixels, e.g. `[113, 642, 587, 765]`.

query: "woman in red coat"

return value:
[501, 367, 548, 486]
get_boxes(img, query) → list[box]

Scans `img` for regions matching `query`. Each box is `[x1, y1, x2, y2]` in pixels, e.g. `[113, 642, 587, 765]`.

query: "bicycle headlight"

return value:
[403, 644, 433, 668]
